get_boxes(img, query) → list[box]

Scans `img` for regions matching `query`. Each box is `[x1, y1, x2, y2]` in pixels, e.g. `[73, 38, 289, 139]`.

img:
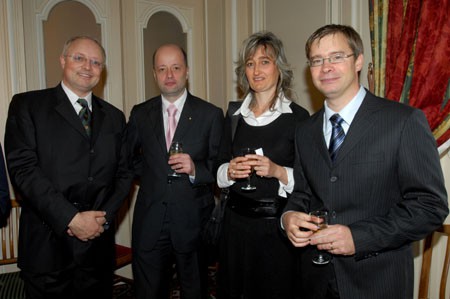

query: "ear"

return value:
[60, 55, 66, 69]
[355, 54, 364, 72]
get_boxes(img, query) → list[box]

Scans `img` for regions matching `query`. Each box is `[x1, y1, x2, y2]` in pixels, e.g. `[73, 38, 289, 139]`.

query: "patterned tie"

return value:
[166, 104, 178, 150]
[329, 114, 345, 161]
[77, 98, 91, 137]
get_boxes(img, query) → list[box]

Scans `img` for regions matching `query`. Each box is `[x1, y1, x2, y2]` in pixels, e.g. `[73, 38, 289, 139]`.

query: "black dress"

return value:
[217, 102, 309, 299]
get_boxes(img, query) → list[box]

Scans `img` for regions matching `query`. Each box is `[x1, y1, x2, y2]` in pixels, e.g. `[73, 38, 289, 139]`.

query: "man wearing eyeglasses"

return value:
[282, 24, 448, 299]
[5, 36, 133, 299]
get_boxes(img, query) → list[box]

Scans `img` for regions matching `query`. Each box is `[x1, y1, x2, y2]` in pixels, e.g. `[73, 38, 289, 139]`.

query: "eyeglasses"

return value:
[307, 53, 355, 67]
[65, 54, 104, 69]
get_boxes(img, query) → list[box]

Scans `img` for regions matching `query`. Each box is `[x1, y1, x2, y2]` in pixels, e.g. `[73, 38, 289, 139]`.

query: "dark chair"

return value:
[114, 243, 133, 284]
[418, 224, 450, 299]
[0, 199, 25, 298]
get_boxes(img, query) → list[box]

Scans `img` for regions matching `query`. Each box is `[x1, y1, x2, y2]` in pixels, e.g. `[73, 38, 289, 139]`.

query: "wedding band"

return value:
[330, 242, 334, 250]
[232, 170, 235, 175]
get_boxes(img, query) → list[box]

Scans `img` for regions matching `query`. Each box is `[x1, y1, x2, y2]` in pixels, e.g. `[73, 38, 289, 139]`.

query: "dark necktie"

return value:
[329, 114, 345, 161]
[77, 98, 91, 137]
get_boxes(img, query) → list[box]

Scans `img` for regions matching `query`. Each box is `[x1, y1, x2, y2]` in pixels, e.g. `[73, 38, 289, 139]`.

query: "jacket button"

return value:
[88, 177, 94, 182]
[330, 176, 338, 182]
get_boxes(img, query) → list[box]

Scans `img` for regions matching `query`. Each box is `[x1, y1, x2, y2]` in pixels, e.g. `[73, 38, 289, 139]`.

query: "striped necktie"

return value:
[77, 98, 91, 137]
[328, 114, 345, 161]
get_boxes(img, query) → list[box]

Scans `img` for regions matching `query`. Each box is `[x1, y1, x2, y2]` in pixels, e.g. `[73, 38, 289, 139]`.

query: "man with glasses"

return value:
[5, 36, 133, 298]
[282, 24, 448, 298]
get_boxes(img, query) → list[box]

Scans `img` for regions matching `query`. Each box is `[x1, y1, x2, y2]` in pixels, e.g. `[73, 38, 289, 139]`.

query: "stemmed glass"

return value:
[310, 210, 331, 265]
[168, 141, 183, 178]
[241, 147, 256, 191]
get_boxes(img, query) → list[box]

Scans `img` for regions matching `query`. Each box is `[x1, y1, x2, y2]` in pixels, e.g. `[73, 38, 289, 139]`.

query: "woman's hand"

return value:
[245, 154, 288, 184]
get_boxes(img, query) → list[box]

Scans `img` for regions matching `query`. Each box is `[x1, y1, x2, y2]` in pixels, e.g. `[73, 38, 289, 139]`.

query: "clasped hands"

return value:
[67, 211, 107, 242]
[227, 154, 279, 180]
[282, 211, 356, 256]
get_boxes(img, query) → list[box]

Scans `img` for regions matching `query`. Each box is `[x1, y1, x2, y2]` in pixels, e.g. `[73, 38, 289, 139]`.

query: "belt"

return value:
[228, 191, 286, 218]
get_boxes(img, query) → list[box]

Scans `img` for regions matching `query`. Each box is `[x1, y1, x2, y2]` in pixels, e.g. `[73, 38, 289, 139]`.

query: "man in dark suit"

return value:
[282, 24, 448, 299]
[127, 44, 224, 299]
[5, 36, 133, 299]
[0, 142, 11, 227]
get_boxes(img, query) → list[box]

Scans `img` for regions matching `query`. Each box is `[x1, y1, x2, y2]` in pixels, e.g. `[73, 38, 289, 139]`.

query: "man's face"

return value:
[60, 38, 104, 97]
[153, 45, 188, 102]
[308, 33, 363, 106]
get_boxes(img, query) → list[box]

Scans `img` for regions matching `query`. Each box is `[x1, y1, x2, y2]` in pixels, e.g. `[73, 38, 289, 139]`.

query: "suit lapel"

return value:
[53, 85, 89, 140]
[145, 97, 167, 154]
[91, 96, 105, 143]
[333, 92, 383, 165]
[310, 110, 332, 166]
[172, 94, 196, 143]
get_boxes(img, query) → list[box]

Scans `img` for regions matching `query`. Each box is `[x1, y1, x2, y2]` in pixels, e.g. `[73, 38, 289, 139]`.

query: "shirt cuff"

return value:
[217, 163, 235, 188]
[278, 167, 294, 198]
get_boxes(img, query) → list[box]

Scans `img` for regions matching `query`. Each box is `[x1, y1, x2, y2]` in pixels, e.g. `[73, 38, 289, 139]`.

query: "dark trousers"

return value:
[299, 247, 340, 299]
[21, 262, 113, 299]
[133, 209, 202, 299]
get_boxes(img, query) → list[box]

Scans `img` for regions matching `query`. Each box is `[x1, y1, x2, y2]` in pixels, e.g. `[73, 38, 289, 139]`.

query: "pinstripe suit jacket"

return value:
[286, 90, 448, 299]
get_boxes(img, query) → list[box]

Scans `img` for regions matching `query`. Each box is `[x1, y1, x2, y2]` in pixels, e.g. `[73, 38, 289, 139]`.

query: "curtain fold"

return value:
[369, 0, 450, 149]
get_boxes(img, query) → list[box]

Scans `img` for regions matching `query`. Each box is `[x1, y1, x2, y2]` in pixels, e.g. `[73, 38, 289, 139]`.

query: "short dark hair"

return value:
[305, 24, 364, 60]
[235, 31, 293, 106]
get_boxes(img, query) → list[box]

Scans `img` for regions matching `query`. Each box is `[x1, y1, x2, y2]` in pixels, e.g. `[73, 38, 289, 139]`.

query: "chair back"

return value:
[0, 199, 20, 266]
[418, 224, 450, 299]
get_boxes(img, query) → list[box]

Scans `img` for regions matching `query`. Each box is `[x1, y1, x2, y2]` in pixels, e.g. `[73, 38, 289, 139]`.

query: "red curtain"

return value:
[384, 0, 450, 147]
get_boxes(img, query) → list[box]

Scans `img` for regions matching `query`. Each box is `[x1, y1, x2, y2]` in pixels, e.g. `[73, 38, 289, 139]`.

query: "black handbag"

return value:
[202, 102, 241, 246]
[202, 188, 229, 246]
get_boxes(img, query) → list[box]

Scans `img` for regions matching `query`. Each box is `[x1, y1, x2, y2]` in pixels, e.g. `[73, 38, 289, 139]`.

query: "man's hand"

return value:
[282, 211, 316, 247]
[309, 224, 356, 256]
[168, 153, 195, 176]
[67, 211, 106, 242]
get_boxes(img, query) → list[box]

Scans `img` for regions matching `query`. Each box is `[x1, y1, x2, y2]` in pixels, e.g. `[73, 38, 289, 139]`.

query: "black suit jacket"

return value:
[127, 93, 224, 253]
[5, 84, 134, 273]
[285, 90, 448, 299]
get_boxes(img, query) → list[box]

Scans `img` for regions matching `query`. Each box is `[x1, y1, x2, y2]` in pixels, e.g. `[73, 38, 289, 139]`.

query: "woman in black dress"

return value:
[216, 31, 309, 299]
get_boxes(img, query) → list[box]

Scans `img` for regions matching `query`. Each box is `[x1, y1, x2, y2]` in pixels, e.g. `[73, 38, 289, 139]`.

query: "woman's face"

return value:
[245, 45, 279, 96]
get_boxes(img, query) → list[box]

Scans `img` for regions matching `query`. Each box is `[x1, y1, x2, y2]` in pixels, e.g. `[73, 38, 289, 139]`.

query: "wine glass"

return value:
[168, 141, 183, 178]
[240, 147, 256, 191]
[310, 210, 331, 265]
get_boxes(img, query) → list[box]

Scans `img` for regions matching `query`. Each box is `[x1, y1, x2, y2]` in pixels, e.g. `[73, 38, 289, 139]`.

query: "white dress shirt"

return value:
[217, 93, 295, 198]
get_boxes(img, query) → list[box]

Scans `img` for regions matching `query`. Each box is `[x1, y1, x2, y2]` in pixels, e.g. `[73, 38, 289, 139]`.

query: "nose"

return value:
[321, 59, 333, 72]
[167, 69, 174, 78]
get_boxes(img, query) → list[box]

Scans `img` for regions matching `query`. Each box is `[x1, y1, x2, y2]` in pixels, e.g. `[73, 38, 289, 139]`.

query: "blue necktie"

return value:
[329, 114, 345, 161]
[77, 98, 91, 137]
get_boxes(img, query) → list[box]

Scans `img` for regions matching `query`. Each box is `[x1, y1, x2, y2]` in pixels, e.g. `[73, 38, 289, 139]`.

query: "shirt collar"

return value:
[61, 81, 93, 109]
[162, 88, 187, 112]
[324, 85, 366, 126]
[233, 92, 292, 117]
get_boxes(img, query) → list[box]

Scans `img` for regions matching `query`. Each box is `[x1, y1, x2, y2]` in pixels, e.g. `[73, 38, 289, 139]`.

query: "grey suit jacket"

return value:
[127, 93, 224, 253]
[285, 90, 448, 299]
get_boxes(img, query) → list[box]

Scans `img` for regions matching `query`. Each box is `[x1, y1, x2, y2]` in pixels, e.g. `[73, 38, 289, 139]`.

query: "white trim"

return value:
[136, 3, 193, 103]
[35, 0, 109, 97]
[231, 0, 238, 100]
[252, 0, 265, 32]
[438, 138, 450, 157]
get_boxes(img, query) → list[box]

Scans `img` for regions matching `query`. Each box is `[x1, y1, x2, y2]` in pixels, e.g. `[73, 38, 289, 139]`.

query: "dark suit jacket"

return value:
[285, 90, 448, 299]
[5, 84, 133, 273]
[127, 93, 224, 253]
